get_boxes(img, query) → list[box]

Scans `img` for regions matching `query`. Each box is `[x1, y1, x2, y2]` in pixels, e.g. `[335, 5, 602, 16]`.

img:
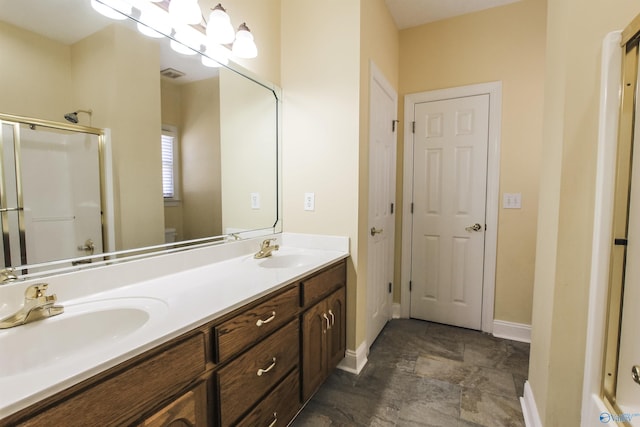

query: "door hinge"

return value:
[388, 282, 392, 293]
[409, 281, 412, 291]
[412, 121, 416, 133]
[390, 203, 394, 214]
[411, 202, 414, 214]
[392, 120, 399, 132]
[615, 238, 628, 246]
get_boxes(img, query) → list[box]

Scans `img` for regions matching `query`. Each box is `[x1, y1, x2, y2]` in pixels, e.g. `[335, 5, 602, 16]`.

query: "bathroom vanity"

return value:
[0, 234, 348, 427]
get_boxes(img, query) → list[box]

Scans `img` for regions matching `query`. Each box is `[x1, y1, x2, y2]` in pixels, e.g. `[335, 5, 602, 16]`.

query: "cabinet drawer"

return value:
[218, 319, 299, 426]
[300, 261, 346, 308]
[214, 286, 299, 362]
[236, 369, 301, 427]
[19, 332, 206, 427]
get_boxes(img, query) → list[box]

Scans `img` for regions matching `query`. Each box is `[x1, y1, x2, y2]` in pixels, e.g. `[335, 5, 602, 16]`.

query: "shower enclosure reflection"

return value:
[0, 118, 104, 271]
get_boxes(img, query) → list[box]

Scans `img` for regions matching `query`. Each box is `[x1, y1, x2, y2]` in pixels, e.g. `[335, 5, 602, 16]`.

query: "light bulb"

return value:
[168, 0, 202, 25]
[206, 4, 235, 45]
[203, 44, 230, 66]
[170, 29, 204, 55]
[137, 8, 172, 38]
[232, 23, 257, 59]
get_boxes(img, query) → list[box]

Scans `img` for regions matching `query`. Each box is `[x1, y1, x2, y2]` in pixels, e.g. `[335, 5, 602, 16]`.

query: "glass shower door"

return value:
[0, 119, 103, 270]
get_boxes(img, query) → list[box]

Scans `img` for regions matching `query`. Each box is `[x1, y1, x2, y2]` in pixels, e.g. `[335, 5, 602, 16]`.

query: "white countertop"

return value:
[0, 232, 349, 419]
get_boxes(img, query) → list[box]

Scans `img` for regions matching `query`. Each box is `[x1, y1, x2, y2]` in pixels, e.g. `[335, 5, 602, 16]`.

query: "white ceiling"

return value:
[384, 0, 523, 29]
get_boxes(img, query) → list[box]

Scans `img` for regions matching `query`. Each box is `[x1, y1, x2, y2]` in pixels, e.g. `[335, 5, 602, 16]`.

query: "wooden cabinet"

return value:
[2, 258, 347, 427]
[10, 333, 207, 427]
[139, 382, 208, 427]
[300, 261, 347, 402]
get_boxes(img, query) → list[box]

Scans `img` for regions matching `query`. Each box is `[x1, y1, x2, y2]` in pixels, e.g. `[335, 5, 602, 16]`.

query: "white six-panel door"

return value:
[410, 94, 489, 330]
[366, 63, 396, 348]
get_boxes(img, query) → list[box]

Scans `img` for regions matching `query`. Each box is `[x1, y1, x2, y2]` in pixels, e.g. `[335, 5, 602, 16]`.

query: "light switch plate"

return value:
[503, 193, 522, 209]
[304, 192, 315, 211]
[251, 192, 260, 209]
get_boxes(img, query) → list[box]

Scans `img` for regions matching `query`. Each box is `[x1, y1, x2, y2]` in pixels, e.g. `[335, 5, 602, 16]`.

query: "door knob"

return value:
[465, 223, 483, 232]
[370, 227, 383, 236]
[632, 365, 640, 385]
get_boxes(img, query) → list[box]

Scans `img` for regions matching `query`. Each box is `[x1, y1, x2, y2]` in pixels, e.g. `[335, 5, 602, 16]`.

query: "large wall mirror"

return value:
[0, 0, 281, 277]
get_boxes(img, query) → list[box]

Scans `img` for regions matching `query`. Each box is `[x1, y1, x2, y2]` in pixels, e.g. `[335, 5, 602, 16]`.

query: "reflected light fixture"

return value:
[170, 31, 199, 55]
[231, 23, 258, 59]
[137, 6, 172, 38]
[206, 4, 235, 45]
[90, 0, 132, 20]
[202, 44, 230, 67]
[168, 0, 202, 25]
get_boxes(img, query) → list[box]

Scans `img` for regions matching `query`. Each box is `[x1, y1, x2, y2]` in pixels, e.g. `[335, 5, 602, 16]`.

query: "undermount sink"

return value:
[0, 297, 167, 378]
[257, 253, 315, 269]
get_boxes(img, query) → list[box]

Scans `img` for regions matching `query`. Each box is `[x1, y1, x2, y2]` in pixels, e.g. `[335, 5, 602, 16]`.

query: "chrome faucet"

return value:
[0, 283, 64, 329]
[254, 238, 279, 259]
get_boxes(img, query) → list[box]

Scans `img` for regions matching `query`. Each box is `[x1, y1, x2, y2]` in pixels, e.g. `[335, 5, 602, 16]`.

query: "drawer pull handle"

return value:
[257, 357, 277, 376]
[256, 311, 276, 327]
[268, 412, 278, 427]
[328, 309, 335, 326]
[323, 313, 331, 331]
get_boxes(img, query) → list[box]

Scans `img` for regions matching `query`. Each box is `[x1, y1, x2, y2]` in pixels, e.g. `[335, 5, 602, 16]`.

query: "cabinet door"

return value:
[326, 287, 346, 371]
[139, 382, 208, 427]
[301, 301, 328, 401]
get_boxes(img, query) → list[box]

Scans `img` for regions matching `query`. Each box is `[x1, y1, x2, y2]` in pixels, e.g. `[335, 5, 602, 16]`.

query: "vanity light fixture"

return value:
[206, 4, 235, 45]
[168, 0, 202, 25]
[231, 23, 258, 59]
[91, 0, 258, 62]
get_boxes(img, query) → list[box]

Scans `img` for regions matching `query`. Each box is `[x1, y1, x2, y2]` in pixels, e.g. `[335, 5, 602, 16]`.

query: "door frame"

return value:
[366, 60, 397, 348]
[400, 81, 502, 333]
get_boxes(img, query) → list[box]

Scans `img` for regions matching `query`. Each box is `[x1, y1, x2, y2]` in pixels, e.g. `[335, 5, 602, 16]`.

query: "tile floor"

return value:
[292, 319, 529, 427]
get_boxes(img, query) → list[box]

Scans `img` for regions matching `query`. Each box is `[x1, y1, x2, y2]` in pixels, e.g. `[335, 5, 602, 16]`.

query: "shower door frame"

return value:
[0, 113, 106, 270]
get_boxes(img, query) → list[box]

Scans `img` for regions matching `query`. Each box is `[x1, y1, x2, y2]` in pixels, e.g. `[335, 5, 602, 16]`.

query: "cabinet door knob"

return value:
[256, 311, 276, 327]
[257, 357, 277, 376]
[328, 309, 335, 326]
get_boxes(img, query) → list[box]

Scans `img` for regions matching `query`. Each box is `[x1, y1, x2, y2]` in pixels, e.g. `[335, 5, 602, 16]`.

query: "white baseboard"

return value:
[521, 381, 543, 427]
[337, 340, 368, 374]
[392, 303, 402, 319]
[493, 319, 531, 343]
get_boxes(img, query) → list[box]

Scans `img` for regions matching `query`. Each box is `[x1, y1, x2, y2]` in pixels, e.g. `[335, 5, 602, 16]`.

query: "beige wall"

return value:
[0, 22, 165, 252]
[530, 0, 640, 424]
[359, 1, 400, 344]
[219, 68, 277, 233]
[161, 80, 185, 241]
[209, 0, 281, 86]
[71, 25, 165, 251]
[398, 0, 547, 325]
[0, 21, 72, 121]
[281, 0, 362, 350]
[180, 78, 223, 239]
